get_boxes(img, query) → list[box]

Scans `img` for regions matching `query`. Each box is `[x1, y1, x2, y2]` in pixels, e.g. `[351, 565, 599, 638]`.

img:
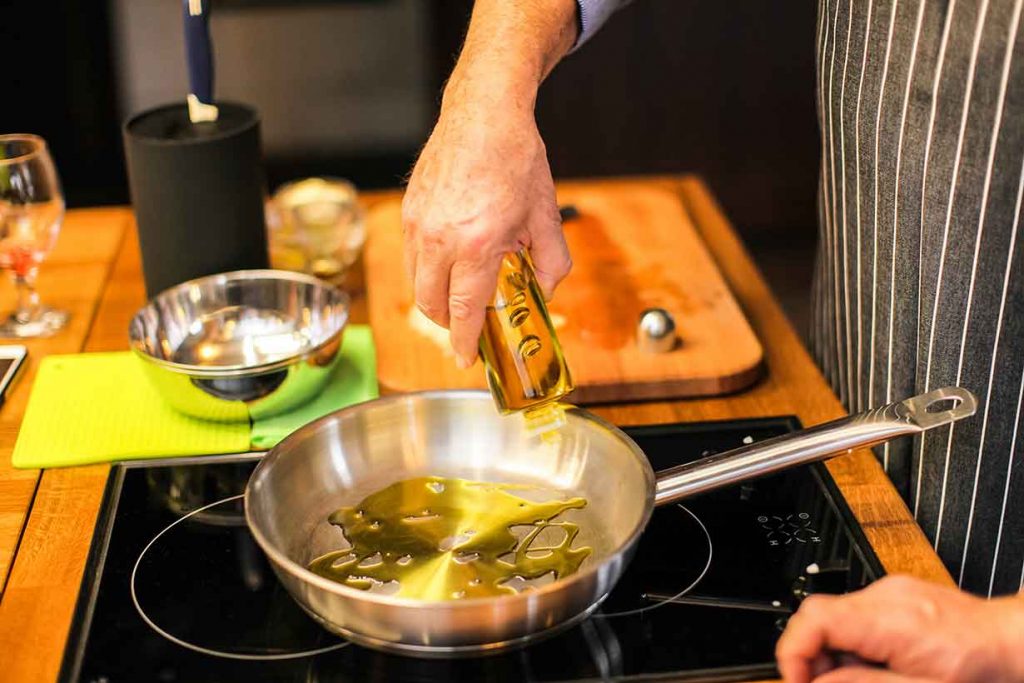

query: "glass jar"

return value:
[267, 177, 366, 282]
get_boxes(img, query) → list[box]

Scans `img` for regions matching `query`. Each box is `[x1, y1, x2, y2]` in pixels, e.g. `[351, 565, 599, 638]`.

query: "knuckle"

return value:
[554, 254, 573, 279]
[415, 299, 445, 323]
[946, 646, 981, 681]
[912, 594, 941, 622]
[401, 216, 418, 237]
[454, 221, 500, 258]
[400, 200, 419, 228]
[774, 633, 796, 660]
[418, 225, 446, 253]
[536, 256, 572, 284]
[873, 574, 915, 595]
[796, 594, 829, 620]
[448, 293, 476, 323]
[885, 606, 926, 637]
[462, 227, 491, 256]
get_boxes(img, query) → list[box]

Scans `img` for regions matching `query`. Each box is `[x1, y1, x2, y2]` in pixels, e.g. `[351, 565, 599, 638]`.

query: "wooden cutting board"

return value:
[364, 180, 764, 403]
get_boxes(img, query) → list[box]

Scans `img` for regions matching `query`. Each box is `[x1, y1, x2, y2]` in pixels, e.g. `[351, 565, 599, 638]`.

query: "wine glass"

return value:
[0, 134, 69, 337]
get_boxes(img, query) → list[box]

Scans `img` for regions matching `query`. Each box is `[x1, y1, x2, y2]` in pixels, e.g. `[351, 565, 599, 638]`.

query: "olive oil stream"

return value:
[308, 476, 592, 601]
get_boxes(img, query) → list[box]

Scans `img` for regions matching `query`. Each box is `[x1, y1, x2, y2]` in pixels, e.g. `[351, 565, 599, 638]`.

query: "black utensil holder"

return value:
[123, 101, 270, 297]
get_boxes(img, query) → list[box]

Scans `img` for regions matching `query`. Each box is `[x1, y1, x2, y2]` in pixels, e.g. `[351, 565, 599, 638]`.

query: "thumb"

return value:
[526, 204, 571, 300]
[814, 666, 937, 683]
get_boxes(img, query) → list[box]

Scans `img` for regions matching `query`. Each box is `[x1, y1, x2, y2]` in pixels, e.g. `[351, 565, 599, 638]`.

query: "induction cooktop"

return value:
[60, 416, 882, 683]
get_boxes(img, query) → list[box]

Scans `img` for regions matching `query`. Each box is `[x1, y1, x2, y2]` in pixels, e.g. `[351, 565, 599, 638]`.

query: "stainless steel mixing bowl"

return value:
[129, 269, 349, 422]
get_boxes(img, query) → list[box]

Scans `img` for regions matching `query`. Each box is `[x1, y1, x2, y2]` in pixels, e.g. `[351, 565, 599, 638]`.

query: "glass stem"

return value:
[13, 271, 40, 323]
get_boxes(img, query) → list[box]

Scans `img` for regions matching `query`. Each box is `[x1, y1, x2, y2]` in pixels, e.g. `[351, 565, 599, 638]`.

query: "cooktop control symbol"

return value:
[757, 513, 822, 547]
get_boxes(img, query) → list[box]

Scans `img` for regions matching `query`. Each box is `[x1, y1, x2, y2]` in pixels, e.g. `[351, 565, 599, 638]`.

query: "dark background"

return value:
[0, 0, 819, 333]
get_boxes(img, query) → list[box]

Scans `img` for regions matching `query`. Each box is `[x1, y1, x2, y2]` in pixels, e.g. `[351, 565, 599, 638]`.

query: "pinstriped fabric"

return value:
[913, 0, 958, 518]
[811, 0, 1024, 595]
[946, 0, 1023, 587]
[917, 0, 992, 554]
[878, 0, 938, 494]
[863, 0, 899, 435]
[851, 0, 874, 414]
[825, 0, 844, 399]
[838, 0, 856, 413]
[572, 0, 1024, 597]
[976, 149, 1024, 594]
[818, 0, 840, 393]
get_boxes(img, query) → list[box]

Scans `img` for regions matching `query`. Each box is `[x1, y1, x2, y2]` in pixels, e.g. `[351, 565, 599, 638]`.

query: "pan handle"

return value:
[653, 386, 977, 506]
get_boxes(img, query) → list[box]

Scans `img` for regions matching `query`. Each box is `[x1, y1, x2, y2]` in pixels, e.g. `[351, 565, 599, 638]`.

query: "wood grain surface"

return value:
[0, 178, 951, 683]
[0, 209, 128, 591]
[365, 182, 765, 402]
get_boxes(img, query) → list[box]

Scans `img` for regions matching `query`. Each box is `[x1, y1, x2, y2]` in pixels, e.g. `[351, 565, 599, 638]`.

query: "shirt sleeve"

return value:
[572, 0, 631, 50]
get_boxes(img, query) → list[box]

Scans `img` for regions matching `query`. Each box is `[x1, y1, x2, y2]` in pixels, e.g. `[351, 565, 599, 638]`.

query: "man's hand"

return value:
[402, 100, 569, 369]
[401, 0, 578, 369]
[776, 575, 1024, 683]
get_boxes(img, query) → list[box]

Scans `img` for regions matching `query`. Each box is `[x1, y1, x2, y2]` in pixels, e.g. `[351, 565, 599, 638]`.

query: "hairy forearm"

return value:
[442, 0, 579, 116]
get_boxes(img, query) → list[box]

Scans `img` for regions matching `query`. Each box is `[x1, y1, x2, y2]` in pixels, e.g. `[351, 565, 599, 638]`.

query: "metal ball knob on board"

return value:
[637, 308, 678, 353]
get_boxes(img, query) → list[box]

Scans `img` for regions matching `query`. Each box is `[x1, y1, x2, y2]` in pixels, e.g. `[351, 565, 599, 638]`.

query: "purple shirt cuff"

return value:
[573, 0, 629, 50]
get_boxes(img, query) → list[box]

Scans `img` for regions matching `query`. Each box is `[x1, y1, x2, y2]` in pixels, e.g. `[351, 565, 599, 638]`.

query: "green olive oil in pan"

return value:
[308, 476, 592, 601]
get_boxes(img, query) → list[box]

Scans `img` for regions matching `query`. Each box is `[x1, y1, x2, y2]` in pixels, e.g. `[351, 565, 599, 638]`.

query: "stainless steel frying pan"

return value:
[244, 386, 975, 657]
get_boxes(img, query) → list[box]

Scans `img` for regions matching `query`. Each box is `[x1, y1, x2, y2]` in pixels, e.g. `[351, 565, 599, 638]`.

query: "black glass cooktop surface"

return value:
[61, 417, 882, 683]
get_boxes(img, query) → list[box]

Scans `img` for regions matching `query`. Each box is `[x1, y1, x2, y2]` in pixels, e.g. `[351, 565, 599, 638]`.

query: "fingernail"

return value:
[456, 354, 471, 370]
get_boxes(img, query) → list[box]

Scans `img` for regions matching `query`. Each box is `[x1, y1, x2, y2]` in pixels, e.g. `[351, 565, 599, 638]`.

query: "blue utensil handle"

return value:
[183, 0, 214, 105]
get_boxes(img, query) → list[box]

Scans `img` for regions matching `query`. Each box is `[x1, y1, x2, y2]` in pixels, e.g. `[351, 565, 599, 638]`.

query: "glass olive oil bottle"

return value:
[479, 251, 574, 414]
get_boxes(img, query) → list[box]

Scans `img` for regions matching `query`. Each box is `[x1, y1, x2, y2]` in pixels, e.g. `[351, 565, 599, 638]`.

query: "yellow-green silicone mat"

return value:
[12, 352, 250, 468]
[250, 325, 378, 449]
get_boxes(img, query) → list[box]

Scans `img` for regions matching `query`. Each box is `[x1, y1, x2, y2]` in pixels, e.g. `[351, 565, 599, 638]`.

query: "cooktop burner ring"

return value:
[593, 503, 713, 619]
[131, 494, 349, 661]
[66, 419, 886, 682]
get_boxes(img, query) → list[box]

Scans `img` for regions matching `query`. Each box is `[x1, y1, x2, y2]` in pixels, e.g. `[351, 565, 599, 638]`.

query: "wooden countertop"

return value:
[0, 176, 951, 682]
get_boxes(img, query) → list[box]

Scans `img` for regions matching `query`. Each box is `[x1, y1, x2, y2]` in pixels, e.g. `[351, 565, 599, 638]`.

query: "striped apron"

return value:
[811, 0, 1024, 596]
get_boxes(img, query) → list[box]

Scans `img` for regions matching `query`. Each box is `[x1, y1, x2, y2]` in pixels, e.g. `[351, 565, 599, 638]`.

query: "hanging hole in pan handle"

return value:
[926, 398, 960, 414]
[901, 387, 978, 429]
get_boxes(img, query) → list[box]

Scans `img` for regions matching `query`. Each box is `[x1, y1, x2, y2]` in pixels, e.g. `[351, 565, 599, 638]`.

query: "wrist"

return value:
[994, 595, 1024, 678]
[440, 0, 577, 119]
[441, 62, 540, 120]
